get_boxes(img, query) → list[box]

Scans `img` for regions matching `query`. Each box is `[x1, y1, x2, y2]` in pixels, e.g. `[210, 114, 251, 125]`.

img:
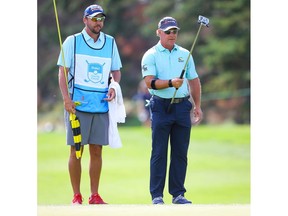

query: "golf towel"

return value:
[108, 82, 126, 148]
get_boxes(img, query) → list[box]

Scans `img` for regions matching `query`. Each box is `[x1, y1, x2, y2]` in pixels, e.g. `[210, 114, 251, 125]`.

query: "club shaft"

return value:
[182, 24, 203, 77]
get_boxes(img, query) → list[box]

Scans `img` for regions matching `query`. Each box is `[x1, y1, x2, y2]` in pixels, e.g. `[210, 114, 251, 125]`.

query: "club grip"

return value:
[180, 69, 185, 79]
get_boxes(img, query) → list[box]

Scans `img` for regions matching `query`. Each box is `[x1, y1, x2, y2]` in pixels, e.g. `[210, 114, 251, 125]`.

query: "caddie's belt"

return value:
[152, 95, 190, 104]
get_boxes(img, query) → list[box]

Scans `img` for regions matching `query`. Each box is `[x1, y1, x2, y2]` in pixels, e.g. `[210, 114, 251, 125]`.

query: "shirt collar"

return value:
[156, 41, 178, 52]
[81, 28, 104, 43]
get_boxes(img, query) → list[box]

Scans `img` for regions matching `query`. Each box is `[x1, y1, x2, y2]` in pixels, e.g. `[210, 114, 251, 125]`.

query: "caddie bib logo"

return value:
[85, 60, 105, 84]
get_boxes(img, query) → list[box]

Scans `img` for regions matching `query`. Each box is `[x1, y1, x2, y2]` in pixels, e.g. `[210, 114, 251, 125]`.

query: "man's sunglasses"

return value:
[87, 16, 106, 22]
[164, 29, 179, 35]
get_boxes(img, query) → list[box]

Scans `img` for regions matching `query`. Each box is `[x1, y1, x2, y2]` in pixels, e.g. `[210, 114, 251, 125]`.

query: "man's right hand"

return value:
[64, 97, 76, 114]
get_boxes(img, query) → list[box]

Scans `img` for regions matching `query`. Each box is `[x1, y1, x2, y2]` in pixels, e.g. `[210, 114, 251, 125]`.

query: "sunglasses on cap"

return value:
[87, 16, 106, 22]
[164, 29, 179, 35]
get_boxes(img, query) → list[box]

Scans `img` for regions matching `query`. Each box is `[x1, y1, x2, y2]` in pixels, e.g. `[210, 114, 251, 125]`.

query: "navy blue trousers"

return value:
[149, 96, 193, 199]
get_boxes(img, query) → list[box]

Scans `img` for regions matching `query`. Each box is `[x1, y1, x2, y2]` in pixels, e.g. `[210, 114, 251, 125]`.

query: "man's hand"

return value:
[191, 107, 203, 125]
[64, 97, 76, 114]
[172, 78, 184, 89]
[104, 88, 116, 101]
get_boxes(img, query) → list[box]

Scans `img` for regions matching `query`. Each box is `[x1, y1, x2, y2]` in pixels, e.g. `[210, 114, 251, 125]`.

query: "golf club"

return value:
[167, 15, 209, 113]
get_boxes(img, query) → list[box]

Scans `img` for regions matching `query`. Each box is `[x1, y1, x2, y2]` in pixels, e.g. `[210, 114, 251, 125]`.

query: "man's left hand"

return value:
[104, 88, 116, 101]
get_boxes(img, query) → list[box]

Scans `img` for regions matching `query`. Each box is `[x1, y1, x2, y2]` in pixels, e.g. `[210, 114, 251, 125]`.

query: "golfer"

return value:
[57, 4, 122, 204]
[141, 17, 203, 204]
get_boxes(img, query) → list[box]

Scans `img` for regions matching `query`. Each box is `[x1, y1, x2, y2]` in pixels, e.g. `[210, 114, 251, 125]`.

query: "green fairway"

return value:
[37, 125, 250, 205]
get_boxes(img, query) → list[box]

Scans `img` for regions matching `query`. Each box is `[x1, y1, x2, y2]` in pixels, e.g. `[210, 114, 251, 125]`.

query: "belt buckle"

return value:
[173, 98, 181, 104]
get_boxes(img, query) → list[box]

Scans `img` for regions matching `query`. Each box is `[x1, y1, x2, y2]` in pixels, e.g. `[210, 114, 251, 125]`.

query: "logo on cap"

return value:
[84, 4, 106, 17]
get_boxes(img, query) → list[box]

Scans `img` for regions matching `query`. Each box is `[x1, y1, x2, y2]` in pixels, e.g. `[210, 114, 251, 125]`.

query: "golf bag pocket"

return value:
[73, 87, 108, 113]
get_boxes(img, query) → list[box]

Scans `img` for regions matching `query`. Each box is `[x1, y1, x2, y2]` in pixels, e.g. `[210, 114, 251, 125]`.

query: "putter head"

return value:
[198, 15, 209, 27]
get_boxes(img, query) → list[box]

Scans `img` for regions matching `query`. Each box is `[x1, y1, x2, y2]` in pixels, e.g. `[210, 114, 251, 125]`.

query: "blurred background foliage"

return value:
[38, 0, 250, 129]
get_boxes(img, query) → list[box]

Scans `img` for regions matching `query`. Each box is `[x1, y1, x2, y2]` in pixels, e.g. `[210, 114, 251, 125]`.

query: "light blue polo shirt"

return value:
[141, 41, 198, 98]
[57, 28, 122, 77]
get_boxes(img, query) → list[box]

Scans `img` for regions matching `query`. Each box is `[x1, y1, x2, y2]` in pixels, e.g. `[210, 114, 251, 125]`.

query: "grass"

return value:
[37, 124, 250, 205]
